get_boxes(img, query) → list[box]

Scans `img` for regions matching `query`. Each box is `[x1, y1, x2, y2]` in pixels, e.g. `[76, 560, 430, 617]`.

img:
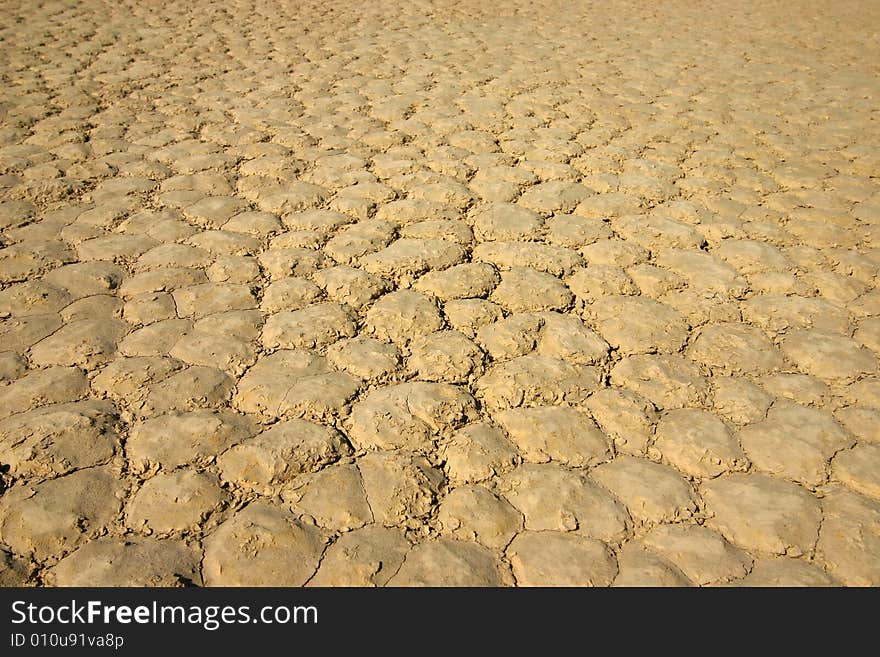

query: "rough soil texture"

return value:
[1, 0, 879, 587]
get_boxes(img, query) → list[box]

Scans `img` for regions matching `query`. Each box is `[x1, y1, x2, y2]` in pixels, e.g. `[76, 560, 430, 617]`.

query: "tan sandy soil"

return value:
[0, 0, 879, 587]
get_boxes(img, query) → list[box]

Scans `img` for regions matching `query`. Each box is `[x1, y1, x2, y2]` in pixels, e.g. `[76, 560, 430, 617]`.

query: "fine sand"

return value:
[0, 0, 879, 586]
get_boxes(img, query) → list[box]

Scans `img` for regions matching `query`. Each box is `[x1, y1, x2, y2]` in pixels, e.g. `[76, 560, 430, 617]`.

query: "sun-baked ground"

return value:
[0, 0, 879, 586]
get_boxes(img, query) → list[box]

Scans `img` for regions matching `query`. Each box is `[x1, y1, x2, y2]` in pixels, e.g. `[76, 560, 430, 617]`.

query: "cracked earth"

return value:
[0, 0, 879, 587]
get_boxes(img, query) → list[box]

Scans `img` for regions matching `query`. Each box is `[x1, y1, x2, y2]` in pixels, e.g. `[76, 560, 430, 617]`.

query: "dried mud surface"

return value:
[1, 0, 879, 587]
